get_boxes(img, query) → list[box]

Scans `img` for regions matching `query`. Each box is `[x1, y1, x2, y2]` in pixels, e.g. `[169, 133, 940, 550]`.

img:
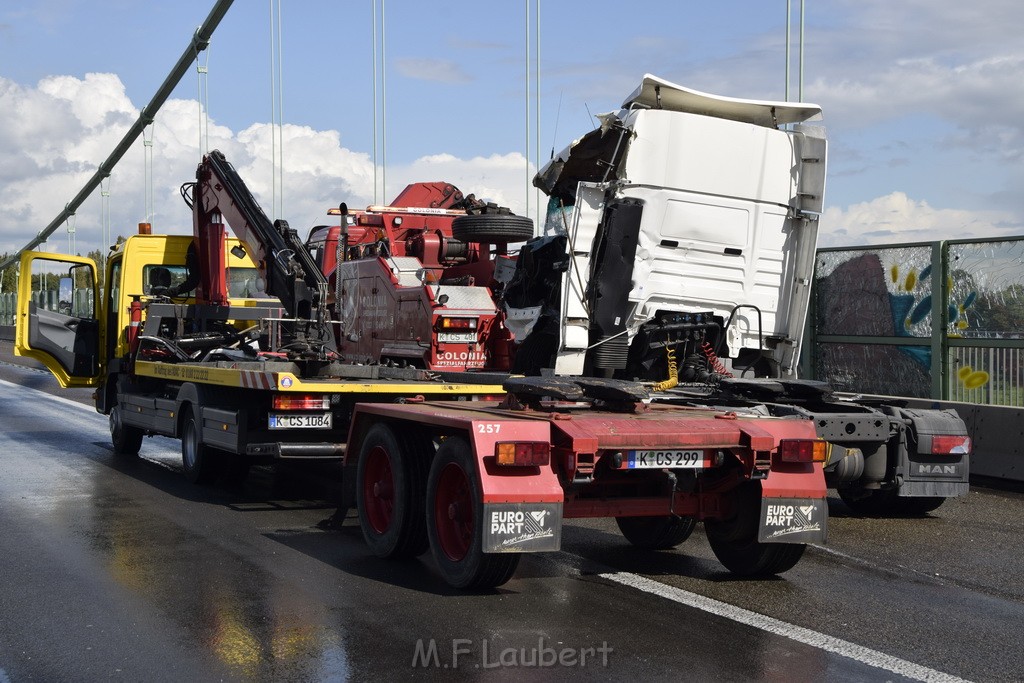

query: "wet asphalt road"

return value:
[0, 345, 1022, 682]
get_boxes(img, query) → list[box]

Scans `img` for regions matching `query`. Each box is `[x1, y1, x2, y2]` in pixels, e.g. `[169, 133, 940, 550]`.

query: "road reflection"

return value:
[72, 471, 352, 680]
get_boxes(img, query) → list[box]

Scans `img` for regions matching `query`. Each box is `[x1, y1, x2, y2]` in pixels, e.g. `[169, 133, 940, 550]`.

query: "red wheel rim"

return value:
[362, 445, 394, 534]
[433, 462, 473, 561]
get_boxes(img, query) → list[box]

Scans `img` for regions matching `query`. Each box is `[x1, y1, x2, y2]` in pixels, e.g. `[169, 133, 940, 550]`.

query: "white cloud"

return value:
[819, 191, 1024, 248]
[0, 72, 534, 259]
[390, 152, 531, 215]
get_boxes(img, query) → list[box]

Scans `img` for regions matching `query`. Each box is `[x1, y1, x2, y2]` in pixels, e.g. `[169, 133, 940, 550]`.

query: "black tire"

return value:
[839, 487, 945, 516]
[451, 214, 534, 243]
[837, 486, 899, 516]
[109, 403, 143, 458]
[181, 407, 218, 485]
[426, 437, 520, 589]
[616, 515, 697, 550]
[222, 455, 252, 485]
[897, 496, 946, 515]
[704, 482, 806, 576]
[356, 423, 431, 559]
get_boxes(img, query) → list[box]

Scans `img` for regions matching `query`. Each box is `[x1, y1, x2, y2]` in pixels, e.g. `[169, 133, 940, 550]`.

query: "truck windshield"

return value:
[226, 267, 269, 299]
[142, 264, 189, 296]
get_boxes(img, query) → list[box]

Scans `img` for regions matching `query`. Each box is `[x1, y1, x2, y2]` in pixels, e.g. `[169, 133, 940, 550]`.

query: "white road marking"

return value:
[599, 571, 968, 683]
[0, 376, 98, 413]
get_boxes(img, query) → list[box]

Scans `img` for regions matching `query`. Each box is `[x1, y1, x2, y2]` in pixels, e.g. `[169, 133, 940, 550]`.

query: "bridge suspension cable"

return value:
[371, 0, 387, 204]
[0, 0, 236, 271]
[65, 210, 76, 254]
[196, 40, 211, 154]
[100, 177, 111, 252]
[143, 123, 155, 226]
[269, 0, 284, 218]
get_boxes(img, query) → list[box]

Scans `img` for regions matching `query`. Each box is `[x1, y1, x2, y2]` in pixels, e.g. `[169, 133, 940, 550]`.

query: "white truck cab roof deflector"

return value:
[623, 73, 822, 127]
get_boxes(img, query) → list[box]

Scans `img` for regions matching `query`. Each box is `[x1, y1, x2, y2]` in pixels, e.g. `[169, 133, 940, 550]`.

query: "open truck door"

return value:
[15, 251, 102, 388]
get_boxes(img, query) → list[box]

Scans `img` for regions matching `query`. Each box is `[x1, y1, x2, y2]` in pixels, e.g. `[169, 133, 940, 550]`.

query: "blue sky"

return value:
[1, 0, 1023, 256]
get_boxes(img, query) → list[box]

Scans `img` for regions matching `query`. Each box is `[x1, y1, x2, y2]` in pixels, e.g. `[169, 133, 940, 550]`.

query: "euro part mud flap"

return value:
[482, 503, 562, 553]
[758, 498, 828, 544]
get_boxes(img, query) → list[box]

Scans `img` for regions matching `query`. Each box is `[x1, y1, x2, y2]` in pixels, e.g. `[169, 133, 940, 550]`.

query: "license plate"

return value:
[438, 331, 477, 343]
[625, 450, 706, 469]
[268, 412, 332, 429]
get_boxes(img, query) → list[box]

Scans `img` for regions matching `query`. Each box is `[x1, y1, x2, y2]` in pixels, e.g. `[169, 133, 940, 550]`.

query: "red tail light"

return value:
[778, 439, 829, 463]
[930, 435, 971, 455]
[437, 317, 477, 331]
[273, 394, 329, 410]
[495, 441, 550, 466]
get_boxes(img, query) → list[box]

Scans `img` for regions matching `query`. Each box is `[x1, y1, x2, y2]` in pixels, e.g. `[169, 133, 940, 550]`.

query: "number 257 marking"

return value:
[477, 423, 501, 434]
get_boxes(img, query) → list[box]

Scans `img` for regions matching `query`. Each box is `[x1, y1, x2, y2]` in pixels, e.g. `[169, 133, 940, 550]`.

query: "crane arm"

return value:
[192, 150, 334, 348]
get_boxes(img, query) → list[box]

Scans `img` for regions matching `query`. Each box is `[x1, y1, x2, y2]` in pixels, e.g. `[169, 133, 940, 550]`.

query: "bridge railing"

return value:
[0, 291, 14, 327]
[0, 289, 95, 328]
[803, 237, 1024, 407]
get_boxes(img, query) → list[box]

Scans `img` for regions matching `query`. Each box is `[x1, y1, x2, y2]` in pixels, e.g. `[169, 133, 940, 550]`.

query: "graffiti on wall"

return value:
[814, 247, 933, 397]
[813, 240, 1024, 403]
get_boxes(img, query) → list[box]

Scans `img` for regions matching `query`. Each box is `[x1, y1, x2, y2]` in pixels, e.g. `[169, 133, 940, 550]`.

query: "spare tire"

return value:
[451, 214, 534, 243]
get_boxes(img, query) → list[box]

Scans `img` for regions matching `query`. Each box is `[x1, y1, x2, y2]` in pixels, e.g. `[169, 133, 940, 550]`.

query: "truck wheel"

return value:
[426, 437, 520, 589]
[181, 407, 218, 485]
[451, 214, 534, 243]
[839, 488, 946, 516]
[222, 456, 251, 485]
[109, 404, 143, 458]
[897, 496, 946, 515]
[837, 487, 899, 516]
[616, 515, 697, 549]
[356, 423, 430, 559]
[704, 482, 806, 576]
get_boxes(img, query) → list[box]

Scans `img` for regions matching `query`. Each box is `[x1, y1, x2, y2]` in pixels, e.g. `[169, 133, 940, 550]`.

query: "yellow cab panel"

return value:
[108, 234, 268, 358]
[15, 251, 102, 388]
[18, 231, 267, 388]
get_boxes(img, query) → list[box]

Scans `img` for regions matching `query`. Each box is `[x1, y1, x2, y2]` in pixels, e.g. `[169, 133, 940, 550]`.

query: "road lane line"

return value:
[599, 571, 968, 683]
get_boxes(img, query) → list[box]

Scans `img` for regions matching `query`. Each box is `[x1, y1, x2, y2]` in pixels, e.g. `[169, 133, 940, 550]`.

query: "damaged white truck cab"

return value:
[526, 74, 826, 380]
[505, 74, 968, 516]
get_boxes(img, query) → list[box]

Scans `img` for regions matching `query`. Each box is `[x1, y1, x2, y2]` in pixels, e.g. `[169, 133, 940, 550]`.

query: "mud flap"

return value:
[758, 497, 827, 544]
[482, 502, 562, 553]
[892, 407, 970, 498]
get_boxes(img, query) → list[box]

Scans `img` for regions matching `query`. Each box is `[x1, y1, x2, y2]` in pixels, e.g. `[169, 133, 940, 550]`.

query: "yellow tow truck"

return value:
[16, 225, 503, 484]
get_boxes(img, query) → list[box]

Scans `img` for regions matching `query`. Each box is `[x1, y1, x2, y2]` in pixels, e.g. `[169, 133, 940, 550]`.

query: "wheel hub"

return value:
[363, 446, 395, 535]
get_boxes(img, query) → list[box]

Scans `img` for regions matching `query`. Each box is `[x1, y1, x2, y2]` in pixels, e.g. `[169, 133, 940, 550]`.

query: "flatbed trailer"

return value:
[125, 356, 506, 466]
[341, 389, 827, 587]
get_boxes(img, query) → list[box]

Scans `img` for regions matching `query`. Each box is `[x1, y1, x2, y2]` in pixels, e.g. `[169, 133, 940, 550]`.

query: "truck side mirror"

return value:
[58, 277, 73, 314]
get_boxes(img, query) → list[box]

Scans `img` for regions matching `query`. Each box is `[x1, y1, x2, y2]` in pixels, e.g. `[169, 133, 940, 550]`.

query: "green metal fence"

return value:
[803, 237, 1024, 407]
[0, 292, 16, 327]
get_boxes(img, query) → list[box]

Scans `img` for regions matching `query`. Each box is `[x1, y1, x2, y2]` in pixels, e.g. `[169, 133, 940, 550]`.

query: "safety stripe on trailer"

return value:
[240, 370, 274, 390]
